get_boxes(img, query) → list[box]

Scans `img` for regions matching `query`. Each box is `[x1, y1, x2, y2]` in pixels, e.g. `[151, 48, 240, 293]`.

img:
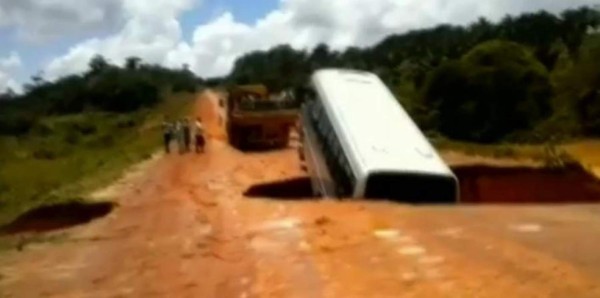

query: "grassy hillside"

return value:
[0, 92, 194, 227]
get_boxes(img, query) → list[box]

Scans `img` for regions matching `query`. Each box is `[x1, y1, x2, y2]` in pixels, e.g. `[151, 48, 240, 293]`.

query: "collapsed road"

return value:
[1, 91, 600, 298]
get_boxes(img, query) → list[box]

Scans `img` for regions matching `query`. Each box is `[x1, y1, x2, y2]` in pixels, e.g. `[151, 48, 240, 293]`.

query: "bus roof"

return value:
[311, 69, 454, 177]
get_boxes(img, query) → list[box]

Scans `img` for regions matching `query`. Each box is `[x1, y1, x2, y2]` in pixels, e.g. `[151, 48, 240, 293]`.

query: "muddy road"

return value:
[2, 91, 600, 297]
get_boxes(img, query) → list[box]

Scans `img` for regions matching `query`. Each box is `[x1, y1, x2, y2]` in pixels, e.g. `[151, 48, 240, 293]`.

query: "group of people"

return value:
[163, 117, 205, 154]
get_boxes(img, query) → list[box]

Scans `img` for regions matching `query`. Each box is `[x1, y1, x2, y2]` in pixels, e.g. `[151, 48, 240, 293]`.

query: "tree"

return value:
[87, 69, 159, 112]
[309, 43, 335, 70]
[31, 72, 45, 86]
[125, 57, 142, 71]
[89, 55, 111, 75]
[423, 40, 552, 142]
[0, 88, 16, 101]
[503, 11, 563, 69]
[229, 45, 309, 91]
[469, 17, 496, 44]
[339, 47, 368, 70]
[560, 7, 600, 57]
[553, 34, 600, 135]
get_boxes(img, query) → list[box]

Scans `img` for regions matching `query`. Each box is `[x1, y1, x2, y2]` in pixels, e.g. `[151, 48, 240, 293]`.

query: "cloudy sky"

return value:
[0, 0, 597, 93]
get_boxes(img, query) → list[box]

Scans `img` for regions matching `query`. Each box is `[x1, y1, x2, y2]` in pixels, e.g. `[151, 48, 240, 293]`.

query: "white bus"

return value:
[299, 69, 459, 203]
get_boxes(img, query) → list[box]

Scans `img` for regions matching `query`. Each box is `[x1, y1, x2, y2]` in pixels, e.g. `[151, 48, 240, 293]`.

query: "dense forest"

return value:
[227, 6, 600, 143]
[0, 56, 199, 136]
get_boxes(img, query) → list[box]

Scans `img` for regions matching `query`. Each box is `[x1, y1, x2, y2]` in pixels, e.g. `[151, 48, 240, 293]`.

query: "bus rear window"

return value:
[365, 173, 457, 203]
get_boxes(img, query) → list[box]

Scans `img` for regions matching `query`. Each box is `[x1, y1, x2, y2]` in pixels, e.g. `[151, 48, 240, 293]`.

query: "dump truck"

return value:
[226, 85, 299, 150]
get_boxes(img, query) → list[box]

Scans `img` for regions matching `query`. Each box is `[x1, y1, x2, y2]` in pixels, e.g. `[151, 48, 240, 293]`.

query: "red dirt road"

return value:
[2, 91, 600, 297]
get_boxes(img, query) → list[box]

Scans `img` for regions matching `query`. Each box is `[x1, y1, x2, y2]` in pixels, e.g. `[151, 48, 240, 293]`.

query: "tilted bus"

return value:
[299, 69, 459, 203]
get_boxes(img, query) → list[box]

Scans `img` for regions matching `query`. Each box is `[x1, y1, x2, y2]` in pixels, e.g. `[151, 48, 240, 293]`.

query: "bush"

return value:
[63, 131, 81, 145]
[88, 134, 115, 148]
[32, 148, 59, 160]
[492, 145, 517, 158]
[115, 118, 137, 129]
[71, 122, 97, 135]
[578, 91, 600, 135]
[88, 70, 160, 112]
[423, 40, 552, 142]
[542, 142, 577, 169]
[549, 35, 600, 137]
[30, 122, 54, 136]
[30, 138, 73, 160]
[0, 111, 37, 135]
[0, 181, 9, 194]
[506, 112, 582, 143]
[54, 120, 98, 138]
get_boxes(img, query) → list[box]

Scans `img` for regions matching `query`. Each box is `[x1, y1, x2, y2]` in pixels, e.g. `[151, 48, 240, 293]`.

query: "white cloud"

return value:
[45, 0, 598, 79]
[0, 72, 21, 94]
[0, 52, 23, 93]
[0, 0, 125, 42]
[45, 0, 195, 80]
[0, 52, 21, 71]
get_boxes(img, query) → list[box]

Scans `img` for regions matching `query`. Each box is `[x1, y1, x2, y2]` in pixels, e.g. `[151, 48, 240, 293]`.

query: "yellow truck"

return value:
[227, 85, 299, 150]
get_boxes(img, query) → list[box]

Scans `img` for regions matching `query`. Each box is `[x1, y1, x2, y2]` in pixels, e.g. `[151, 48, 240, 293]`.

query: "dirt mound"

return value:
[1, 201, 115, 234]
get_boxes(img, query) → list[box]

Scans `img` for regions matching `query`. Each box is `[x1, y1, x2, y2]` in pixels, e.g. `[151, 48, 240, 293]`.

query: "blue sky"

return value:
[180, 0, 279, 40]
[0, 0, 597, 92]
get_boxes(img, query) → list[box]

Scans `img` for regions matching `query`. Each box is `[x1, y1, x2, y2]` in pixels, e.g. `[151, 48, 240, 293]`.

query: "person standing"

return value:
[175, 120, 185, 154]
[183, 118, 191, 153]
[162, 120, 174, 154]
[193, 117, 205, 153]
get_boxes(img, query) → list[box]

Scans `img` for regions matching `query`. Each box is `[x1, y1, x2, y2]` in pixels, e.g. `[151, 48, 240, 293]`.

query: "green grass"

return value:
[430, 137, 548, 160]
[430, 136, 585, 170]
[0, 92, 193, 228]
[0, 232, 68, 252]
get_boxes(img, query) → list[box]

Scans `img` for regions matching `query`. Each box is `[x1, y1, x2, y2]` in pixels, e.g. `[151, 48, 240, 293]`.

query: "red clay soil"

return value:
[2, 91, 600, 298]
[455, 165, 600, 204]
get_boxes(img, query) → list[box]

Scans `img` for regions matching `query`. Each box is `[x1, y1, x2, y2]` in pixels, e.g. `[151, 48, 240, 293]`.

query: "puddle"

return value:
[1, 201, 115, 234]
[454, 165, 600, 204]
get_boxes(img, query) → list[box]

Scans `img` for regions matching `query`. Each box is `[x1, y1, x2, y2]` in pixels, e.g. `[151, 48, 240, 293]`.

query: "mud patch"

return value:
[244, 177, 316, 200]
[1, 201, 115, 234]
[454, 165, 600, 204]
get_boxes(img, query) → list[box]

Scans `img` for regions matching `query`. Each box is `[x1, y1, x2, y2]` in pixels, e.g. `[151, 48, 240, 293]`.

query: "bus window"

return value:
[311, 102, 320, 121]
[365, 174, 457, 203]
